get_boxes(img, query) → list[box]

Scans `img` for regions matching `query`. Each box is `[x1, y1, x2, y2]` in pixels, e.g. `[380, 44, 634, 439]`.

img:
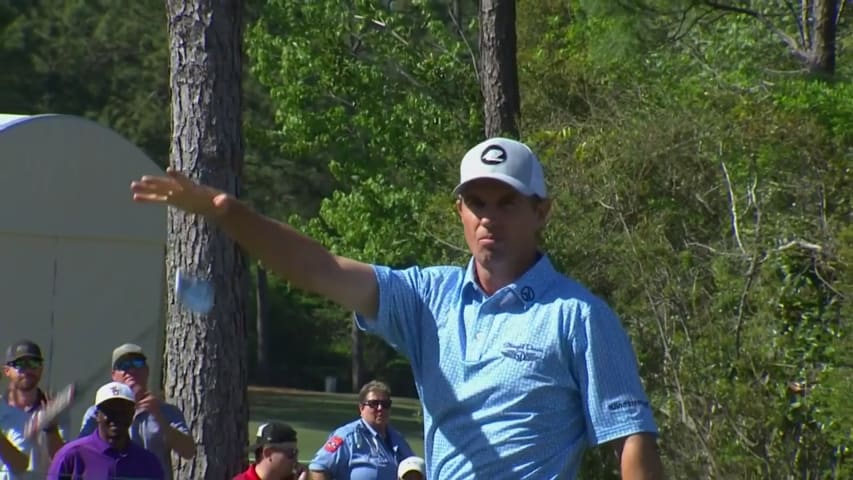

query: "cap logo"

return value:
[480, 145, 507, 165]
[110, 386, 121, 396]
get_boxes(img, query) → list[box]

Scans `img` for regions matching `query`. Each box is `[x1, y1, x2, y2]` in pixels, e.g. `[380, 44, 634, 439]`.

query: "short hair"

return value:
[358, 380, 391, 403]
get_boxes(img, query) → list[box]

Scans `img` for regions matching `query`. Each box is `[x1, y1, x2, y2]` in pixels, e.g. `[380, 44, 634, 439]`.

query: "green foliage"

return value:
[0, 0, 171, 163]
[245, 0, 479, 392]
[4, 0, 850, 476]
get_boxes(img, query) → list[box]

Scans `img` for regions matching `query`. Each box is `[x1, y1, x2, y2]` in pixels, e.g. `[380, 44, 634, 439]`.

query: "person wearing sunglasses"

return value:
[48, 381, 163, 479]
[309, 381, 414, 480]
[234, 422, 307, 480]
[78, 343, 195, 478]
[3, 339, 69, 476]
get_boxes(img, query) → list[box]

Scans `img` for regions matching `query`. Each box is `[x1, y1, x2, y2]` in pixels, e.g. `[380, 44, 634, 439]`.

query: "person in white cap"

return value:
[130, 137, 664, 479]
[78, 343, 195, 479]
[48, 382, 163, 479]
[397, 456, 425, 480]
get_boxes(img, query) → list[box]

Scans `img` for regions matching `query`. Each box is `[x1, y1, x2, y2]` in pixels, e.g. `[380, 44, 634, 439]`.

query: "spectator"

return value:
[0, 401, 29, 479]
[79, 343, 194, 478]
[309, 381, 414, 480]
[234, 422, 307, 480]
[397, 456, 425, 480]
[3, 340, 68, 475]
[48, 382, 163, 479]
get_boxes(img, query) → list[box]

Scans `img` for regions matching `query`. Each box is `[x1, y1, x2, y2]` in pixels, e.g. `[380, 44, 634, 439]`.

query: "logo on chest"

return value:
[500, 343, 544, 362]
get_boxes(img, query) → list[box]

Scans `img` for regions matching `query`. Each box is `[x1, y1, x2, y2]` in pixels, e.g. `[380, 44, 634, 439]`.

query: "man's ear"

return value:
[536, 198, 553, 224]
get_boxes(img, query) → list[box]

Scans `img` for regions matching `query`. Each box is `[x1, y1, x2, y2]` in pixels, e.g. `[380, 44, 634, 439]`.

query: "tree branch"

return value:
[719, 158, 746, 255]
[700, 1, 807, 57]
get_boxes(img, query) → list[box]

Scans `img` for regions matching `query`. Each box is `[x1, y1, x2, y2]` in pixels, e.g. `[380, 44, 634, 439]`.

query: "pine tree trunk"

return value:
[479, 0, 520, 138]
[256, 265, 270, 384]
[351, 320, 364, 393]
[809, 0, 838, 76]
[164, 0, 248, 478]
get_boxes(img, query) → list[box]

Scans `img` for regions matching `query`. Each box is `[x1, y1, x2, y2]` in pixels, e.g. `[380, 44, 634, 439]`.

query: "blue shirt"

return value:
[79, 402, 189, 479]
[355, 255, 658, 480]
[0, 402, 30, 480]
[309, 418, 415, 480]
[48, 431, 163, 479]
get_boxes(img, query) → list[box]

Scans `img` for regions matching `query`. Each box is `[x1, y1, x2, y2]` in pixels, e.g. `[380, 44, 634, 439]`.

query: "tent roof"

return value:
[0, 114, 166, 243]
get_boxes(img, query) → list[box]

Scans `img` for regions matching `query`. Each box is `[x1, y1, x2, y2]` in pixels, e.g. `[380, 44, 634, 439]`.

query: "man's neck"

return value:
[100, 430, 130, 450]
[253, 461, 281, 480]
[7, 387, 40, 410]
[475, 253, 539, 295]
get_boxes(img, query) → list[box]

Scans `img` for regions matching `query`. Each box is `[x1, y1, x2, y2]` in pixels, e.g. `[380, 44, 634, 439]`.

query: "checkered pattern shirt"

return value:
[356, 254, 658, 479]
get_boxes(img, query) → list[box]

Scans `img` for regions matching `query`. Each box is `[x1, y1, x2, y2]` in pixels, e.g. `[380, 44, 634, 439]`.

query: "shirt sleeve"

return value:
[397, 434, 415, 462]
[572, 299, 659, 445]
[78, 406, 97, 437]
[309, 431, 348, 476]
[354, 265, 429, 367]
[163, 404, 190, 434]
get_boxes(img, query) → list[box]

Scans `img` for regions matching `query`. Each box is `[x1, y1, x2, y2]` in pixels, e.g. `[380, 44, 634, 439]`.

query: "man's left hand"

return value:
[136, 392, 164, 421]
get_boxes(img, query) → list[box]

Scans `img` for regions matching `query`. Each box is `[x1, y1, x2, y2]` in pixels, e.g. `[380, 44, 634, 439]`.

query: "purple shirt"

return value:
[47, 431, 164, 479]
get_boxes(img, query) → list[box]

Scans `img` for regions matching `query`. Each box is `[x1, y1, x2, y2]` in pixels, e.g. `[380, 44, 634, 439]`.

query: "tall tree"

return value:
[479, 0, 520, 137]
[164, 0, 249, 477]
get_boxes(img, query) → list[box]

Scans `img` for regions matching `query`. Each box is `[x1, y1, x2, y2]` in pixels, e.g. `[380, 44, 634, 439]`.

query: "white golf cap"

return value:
[397, 456, 426, 478]
[95, 381, 135, 406]
[453, 137, 547, 198]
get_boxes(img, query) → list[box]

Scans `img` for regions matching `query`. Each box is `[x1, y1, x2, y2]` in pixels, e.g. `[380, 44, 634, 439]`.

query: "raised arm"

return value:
[130, 168, 379, 317]
[0, 433, 28, 475]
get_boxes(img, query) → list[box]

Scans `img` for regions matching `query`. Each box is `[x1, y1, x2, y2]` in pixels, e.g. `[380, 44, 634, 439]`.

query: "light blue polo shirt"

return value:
[356, 254, 658, 480]
[309, 418, 415, 480]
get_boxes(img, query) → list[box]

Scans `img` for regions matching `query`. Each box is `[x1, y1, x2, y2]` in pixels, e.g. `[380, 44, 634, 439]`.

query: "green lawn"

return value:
[248, 386, 425, 463]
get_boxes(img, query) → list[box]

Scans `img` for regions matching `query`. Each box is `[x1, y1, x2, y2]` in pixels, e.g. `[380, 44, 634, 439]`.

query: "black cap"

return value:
[250, 422, 297, 450]
[5, 340, 43, 363]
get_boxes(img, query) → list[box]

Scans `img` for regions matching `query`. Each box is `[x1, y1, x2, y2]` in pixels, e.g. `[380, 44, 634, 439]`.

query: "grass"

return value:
[248, 386, 425, 463]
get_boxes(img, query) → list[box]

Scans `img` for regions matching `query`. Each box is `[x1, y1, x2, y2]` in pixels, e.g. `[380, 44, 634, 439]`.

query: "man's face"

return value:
[111, 355, 149, 395]
[3, 356, 43, 391]
[263, 442, 298, 476]
[95, 398, 135, 439]
[402, 472, 424, 480]
[359, 391, 392, 429]
[456, 179, 550, 271]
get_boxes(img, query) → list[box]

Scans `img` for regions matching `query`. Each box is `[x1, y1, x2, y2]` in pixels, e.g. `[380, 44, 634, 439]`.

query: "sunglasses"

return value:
[114, 358, 147, 371]
[7, 358, 43, 370]
[278, 447, 299, 460]
[362, 399, 392, 409]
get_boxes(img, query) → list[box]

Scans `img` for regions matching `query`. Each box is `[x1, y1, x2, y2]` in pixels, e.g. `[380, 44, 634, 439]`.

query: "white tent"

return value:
[0, 113, 166, 433]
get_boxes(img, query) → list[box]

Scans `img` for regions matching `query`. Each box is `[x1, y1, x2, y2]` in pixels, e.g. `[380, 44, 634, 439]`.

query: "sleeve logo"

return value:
[324, 435, 344, 452]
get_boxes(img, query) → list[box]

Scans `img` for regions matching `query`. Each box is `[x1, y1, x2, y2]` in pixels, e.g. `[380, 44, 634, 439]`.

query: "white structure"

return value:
[0, 114, 166, 430]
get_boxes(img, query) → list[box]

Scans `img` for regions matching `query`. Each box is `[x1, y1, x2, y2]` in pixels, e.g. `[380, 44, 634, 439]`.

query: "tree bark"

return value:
[256, 264, 270, 384]
[164, 0, 248, 478]
[351, 319, 364, 393]
[479, 0, 520, 138]
[809, 0, 838, 76]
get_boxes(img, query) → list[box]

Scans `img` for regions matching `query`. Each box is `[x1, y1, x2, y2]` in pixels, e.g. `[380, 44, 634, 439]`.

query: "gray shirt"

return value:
[79, 401, 189, 479]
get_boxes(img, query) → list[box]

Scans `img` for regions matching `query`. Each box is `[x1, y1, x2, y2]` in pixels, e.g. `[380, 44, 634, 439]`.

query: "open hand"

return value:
[135, 391, 163, 420]
[130, 166, 228, 216]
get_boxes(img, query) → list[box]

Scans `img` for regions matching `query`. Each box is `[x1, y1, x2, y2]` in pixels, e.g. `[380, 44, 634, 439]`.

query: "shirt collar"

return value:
[462, 253, 556, 308]
[359, 418, 381, 437]
[93, 430, 133, 454]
